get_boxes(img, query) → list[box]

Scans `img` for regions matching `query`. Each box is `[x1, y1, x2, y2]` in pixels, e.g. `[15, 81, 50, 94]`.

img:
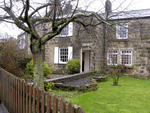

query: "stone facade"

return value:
[43, 19, 105, 72]
[106, 18, 150, 76]
[17, 0, 150, 76]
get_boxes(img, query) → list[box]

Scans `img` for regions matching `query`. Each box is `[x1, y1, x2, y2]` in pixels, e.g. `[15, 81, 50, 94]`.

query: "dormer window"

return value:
[58, 22, 73, 37]
[116, 23, 128, 39]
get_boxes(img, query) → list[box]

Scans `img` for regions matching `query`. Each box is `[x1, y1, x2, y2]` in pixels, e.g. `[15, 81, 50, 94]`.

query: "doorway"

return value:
[82, 50, 90, 72]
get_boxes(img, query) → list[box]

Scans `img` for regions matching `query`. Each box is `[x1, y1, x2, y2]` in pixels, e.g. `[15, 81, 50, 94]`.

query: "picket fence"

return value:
[0, 68, 85, 113]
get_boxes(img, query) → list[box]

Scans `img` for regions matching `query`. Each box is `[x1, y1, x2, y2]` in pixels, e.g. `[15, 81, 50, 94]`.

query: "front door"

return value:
[82, 50, 90, 72]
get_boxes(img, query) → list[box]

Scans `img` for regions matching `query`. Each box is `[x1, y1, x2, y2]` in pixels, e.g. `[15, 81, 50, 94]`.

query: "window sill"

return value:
[54, 63, 67, 65]
[108, 39, 131, 42]
[55, 35, 73, 38]
[106, 65, 133, 69]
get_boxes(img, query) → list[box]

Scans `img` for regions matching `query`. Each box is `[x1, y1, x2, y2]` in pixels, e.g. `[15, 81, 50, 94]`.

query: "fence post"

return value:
[0, 67, 1, 104]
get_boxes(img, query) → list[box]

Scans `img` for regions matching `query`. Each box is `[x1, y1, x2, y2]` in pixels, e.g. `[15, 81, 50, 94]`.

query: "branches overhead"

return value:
[0, 0, 112, 47]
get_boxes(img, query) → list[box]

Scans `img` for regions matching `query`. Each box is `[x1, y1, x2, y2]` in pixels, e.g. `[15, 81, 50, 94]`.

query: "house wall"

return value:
[106, 18, 150, 76]
[27, 16, 105, 72]
[44, 20, 105, 71]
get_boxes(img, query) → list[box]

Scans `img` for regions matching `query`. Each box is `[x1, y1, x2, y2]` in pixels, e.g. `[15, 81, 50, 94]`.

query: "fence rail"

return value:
[0, 68, 85, 113]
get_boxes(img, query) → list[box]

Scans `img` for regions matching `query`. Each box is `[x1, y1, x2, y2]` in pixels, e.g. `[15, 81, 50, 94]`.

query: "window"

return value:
[107, 50, 118, 65]
[54, 46, 73, 64]
[116, 23, 128, 39]
[59, 47, 68, 63]
[59, 22, 73, 37]
[121, 50, 132, 66]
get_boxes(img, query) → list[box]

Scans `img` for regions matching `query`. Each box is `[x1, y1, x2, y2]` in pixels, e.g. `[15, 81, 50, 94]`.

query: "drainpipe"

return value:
[103, 23, 106, 68]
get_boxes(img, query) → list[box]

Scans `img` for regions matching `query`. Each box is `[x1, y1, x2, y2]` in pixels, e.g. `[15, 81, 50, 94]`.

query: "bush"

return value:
[53, 69, 62, 74]
[67, 59, 80, 74]
[0, 37, 26, 77]
[18, 57, 32, 70]
[44, 82, 54, 91]
[25, 59, 52, 78]
[94, 69, 107, 76]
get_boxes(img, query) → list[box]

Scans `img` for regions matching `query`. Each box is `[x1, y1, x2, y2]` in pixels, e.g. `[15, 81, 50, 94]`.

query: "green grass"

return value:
[69, 77, 150, 113]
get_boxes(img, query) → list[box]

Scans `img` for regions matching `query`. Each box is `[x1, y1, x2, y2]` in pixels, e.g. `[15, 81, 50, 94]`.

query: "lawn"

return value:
[68, 77, 150, 113]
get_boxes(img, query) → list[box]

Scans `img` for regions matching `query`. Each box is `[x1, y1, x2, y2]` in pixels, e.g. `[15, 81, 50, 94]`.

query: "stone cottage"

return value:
[18, 0, 150, 76]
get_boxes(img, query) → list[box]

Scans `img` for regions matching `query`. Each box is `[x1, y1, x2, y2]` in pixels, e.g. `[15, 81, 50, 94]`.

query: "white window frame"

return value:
[121, 50, 132, 66]
[107, 50, 118, 65]
[116, 22, 128, 39]
[59, 47, 68, 64]
[54, 46, 73, 64]
[57, 22, 73, 37]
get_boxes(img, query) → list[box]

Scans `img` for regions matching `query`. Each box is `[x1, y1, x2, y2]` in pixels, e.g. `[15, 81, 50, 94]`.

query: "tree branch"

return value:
[25, 0, 29, 21]
[52, 0, 57, 31]
[29, 3, 53, 18]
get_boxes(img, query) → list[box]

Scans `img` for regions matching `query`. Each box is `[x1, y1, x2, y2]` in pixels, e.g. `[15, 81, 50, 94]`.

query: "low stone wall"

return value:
[46, 71, 94, 83]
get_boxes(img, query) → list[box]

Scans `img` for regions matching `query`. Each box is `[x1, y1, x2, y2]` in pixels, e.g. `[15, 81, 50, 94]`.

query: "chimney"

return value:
[105, 0, 112, 15]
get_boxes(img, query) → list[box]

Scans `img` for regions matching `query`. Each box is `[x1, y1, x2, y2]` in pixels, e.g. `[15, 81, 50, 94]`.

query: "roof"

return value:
[108, 9, 150, 20]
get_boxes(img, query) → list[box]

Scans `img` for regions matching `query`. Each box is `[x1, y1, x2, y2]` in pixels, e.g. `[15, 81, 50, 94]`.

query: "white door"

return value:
[84, 51, 90, 72]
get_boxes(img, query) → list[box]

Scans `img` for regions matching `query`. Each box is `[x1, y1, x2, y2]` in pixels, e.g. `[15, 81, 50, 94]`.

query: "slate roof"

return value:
[108, 9, 150, 20]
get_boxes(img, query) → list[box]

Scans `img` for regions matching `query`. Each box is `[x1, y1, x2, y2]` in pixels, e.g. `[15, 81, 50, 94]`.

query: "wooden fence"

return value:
[0, 68, 85, 113]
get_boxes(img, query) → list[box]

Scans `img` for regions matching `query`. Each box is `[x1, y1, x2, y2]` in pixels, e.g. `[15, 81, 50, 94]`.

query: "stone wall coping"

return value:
[46, 71, 94, 83]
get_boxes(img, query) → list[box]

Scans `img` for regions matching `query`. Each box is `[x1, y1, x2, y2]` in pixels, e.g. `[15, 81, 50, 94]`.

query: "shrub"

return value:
[67, 59, 80, 74]
[53, 69, 62, 74]
[0, 37, 26, 77]
[44, 82, 54, 91]
[25, 59, 52, 78]
[18, 54, 32, 70]
[18, 57, 32, 70]
[94, 69, 107, 76]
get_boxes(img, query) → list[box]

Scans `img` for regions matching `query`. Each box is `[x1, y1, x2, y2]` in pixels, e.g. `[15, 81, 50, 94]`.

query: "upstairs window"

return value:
[121, 50, 132, 66]
[107, 50, 118, 65]
[116, 23, 128, 39]
[59, 22, 73, 37]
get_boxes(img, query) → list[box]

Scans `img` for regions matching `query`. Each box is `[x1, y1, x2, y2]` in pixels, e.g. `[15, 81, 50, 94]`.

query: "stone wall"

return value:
[40, 18, 105, 71]
[46, 71, 94, 83]
[106, 18, 150, 76]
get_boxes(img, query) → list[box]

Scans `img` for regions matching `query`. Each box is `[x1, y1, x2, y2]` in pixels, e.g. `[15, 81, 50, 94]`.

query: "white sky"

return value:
[0, 0, 150, 38]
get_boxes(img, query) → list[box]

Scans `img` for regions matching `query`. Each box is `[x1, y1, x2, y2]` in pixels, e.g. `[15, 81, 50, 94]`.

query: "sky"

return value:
[0, 0, 150, 38]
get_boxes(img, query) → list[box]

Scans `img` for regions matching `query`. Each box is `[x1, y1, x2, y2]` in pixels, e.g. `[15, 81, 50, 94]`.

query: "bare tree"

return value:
[0, 0, 110, 89]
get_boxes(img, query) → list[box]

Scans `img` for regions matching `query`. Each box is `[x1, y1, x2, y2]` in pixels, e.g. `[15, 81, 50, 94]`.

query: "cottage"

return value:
[18, 0, 150, 76]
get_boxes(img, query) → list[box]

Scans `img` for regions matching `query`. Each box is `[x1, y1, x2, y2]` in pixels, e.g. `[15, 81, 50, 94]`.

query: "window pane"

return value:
[60, 48, 68, 62]
[107, 50, 118, 65]
[117, 23, 128, 39]
[121, 50, 132, 65]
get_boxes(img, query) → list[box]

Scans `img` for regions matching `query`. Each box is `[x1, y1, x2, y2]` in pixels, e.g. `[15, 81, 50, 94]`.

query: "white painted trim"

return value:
[107, 50, 118, 65]
[121, 50, 132, 66]
[116, 22, 128, 39]
[68, 22, 73, 36]
[68, 46, 73, 61]
[54, 47, 59, 64]
[80, 48, 82, 73]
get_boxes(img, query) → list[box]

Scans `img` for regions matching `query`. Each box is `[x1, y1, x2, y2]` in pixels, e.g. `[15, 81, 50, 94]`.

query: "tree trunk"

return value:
[33, 50, 45, 89]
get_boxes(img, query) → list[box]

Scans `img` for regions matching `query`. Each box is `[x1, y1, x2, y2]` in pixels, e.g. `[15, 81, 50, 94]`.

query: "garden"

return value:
[1, 43, 150, 113]
[49, 77, 150, 113]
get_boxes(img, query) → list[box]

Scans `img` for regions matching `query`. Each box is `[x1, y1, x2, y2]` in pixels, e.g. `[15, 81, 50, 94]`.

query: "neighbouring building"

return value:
[18, 0, 150, 76]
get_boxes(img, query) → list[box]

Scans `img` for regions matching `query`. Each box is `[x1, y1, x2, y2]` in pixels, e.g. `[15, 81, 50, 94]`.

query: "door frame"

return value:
[80, 47, 91, 73]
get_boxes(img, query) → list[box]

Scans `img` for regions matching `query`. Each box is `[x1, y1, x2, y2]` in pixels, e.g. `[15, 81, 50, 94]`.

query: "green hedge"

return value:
[25, 59, 52, 78]
[67, 59, 80, 74]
